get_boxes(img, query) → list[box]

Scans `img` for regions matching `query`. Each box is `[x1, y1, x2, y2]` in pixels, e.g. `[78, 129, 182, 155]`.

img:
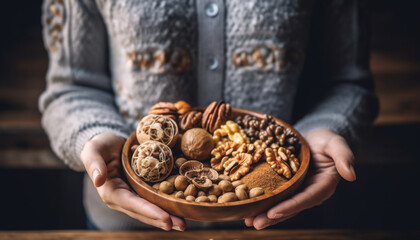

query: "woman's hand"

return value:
[80, 133, 186, 231]
[244, 128, 356, 229]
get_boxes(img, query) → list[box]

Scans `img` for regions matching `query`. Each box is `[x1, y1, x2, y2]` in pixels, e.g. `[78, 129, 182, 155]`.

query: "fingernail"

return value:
[350, 165, 357, 180]
[172, 225, 183, 231]
[92, 169, 100, 184]
[270, 213, 283, 219]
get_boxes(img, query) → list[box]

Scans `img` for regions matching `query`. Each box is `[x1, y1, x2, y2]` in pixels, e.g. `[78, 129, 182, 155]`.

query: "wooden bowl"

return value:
[121, 107, 310, 222]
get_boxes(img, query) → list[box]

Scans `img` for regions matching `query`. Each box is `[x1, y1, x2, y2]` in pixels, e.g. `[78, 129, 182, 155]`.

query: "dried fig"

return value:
[181, 128, 214, 160]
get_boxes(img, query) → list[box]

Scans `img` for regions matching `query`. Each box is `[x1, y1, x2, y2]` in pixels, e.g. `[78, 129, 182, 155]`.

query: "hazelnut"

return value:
[235, 188, 248, 200]
[185, 195, 196, 201]
[217, 192, 238, 203]
[208, 184, 222, 196]
[174, 175, 189, 191]
[173, 191, 185, 199]
[175, 157, 187, 169]
[232, 180, 243, 188]
[249, 187, 265, 198]
[166, 175, 178, 185]
[219, 180, 234, 192]
[184, 184, 197, 197]
[197, 191, 206, 197]
[218, 174, 230, 181]
[152, 182, 160, 190]
[181, 128, 214, 160]
[235, 184, 249, 192]
[195, 196, 210, 203]
[208, 195, 218, 203]
[159, 181, 174, 194]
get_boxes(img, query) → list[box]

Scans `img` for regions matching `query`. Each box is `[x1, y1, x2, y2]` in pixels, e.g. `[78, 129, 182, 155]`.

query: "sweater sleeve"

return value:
[293, 0, 379, 145]
[39, 0, 131, 171]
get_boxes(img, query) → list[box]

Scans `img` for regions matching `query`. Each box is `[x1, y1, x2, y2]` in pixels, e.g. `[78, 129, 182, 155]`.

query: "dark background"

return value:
[0, 0, 419, 230]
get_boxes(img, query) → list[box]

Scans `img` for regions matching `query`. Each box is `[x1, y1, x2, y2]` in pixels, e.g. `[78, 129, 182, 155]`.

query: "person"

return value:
[40, 0, 378, 231]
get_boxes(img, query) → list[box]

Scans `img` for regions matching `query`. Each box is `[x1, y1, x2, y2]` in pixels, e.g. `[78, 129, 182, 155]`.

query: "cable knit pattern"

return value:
[39, 0, 378, 230]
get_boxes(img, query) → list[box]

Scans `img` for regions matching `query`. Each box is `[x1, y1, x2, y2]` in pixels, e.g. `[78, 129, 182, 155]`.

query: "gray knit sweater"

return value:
[40, 0, 378, 230]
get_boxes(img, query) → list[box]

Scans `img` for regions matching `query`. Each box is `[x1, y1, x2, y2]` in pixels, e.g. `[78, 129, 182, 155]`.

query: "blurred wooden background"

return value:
[0, 0, 419, 230]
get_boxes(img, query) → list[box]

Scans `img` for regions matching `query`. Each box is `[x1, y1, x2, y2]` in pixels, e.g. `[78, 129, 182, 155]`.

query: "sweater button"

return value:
[207, 57, 219, 70]
[205, 3, 219, 17]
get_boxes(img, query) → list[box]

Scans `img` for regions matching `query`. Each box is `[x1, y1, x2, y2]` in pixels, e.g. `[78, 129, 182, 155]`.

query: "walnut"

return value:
[278, 147, 300, 174]
[210, 142, 241, 171]
[265, 147, 292, 179]
[223, 153, 253, 181]
[148, 102, 178, 120]
[213, 120, 250, 147]
[131, 141, 173, 182]
[202, 101, 232, 133]
[179, 110, 202, 131]
[174, 100, 191, 115]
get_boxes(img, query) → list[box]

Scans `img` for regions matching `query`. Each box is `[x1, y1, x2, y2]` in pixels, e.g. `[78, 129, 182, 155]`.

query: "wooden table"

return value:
[0, 230, 418, 240]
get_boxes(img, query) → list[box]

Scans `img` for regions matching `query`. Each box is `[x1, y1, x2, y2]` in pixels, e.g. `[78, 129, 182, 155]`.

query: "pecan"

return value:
[265, 147, 292, 179]
[202, 101, 232, 133]
[179, 110, 202, 131]
[148, 102, 178, 120]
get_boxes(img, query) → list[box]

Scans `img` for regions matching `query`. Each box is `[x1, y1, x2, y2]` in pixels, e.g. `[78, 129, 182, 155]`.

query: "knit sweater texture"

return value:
[40, 0, 378, 230]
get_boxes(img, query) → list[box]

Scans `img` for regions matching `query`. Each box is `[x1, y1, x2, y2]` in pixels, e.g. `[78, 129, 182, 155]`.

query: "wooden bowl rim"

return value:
[122, 107, 310, 208]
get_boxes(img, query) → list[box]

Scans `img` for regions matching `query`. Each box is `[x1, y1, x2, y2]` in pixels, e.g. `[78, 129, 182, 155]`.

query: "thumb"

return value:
[81, 141, 108, 187]
[325, 136, 356, 182]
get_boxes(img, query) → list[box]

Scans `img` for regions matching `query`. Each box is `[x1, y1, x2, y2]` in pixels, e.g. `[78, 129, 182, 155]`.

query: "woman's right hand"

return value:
[80, 133, 186, 231]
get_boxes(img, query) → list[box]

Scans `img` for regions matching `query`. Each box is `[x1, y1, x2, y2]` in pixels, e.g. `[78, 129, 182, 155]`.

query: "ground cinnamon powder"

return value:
[241, 162, 287, 192]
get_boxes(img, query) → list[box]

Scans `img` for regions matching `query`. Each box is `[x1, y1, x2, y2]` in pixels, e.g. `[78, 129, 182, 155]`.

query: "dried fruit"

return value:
[174, 100, 191, 115]
[136, 115, 179, 147]
[131, 141, 173, 182]
[181, 128, 214, 160]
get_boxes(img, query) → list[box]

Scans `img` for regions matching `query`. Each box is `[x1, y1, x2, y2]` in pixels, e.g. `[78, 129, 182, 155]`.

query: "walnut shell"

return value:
[181, 128, 214, 161]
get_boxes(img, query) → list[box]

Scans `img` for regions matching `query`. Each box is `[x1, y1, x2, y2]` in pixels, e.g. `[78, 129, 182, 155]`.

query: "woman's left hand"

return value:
[244, 128, 356, 230]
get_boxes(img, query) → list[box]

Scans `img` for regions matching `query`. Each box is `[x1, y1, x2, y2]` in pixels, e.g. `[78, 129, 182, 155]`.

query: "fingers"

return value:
[325, 136, 356, 181]
[81, 142, 108, 187]
[251, 213, 297, 230]
[97, 178, 187, 231]
[244, 217, 254, 227]
[266, 172, 339, 220]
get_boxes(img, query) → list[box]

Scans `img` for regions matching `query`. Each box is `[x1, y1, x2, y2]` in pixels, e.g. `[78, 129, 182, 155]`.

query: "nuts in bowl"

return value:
[121, 101, 310, 221]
